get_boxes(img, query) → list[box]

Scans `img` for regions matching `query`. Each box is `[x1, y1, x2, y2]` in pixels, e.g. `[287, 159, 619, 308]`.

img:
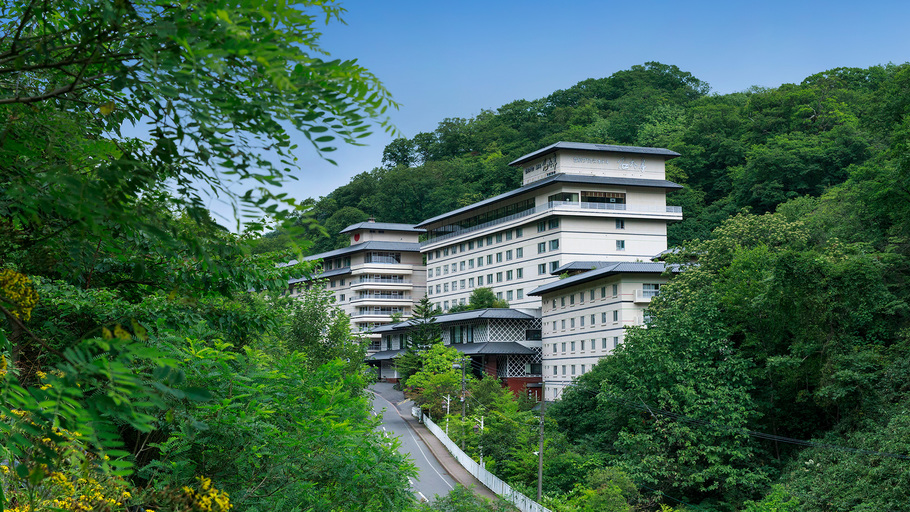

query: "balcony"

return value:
[422, 201, 682, 246]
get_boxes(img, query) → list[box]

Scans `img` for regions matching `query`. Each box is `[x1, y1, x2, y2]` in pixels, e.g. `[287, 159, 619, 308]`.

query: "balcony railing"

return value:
[634, 289, 661, 303]
[422, 201, 682, 246]
[355, 277, 411, 284]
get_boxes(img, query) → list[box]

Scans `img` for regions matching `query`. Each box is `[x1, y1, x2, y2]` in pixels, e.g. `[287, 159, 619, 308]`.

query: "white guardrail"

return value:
[414, 408, 552, 512]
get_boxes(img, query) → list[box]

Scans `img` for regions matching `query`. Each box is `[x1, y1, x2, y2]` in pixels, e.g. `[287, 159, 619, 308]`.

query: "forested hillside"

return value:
[265, 61, 908, 256]
[269, 62, 910, 511]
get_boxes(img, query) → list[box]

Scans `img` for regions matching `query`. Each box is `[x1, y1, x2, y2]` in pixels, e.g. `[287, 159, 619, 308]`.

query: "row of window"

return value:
[430, 246, 527, 276]
[549, 310, 620, 332]
[323, 256, 352, 270]
[550, 284, 620, 309]
[434, 287, 524, 311]
[551, 337, 620, 355]
[427, 226, 526, 261]
[429, 268, 527, 294]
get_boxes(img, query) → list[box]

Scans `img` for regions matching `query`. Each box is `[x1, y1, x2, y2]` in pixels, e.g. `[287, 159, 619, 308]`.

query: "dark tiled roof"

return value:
[372, 308, 536, 333]
[450, 342, 536, 355]
[551, 261, 616, 274]
[415, 173, 682, 228]
[366, 349, 406, 361]
[279, 241, 423, 269]
[508, 141, 680, 166]
[529, 261, 679, 296]
[339, 222, 424, 234]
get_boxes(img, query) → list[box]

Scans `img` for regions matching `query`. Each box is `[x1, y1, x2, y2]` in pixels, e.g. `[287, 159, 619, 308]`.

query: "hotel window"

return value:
[570, 294, 575, 305]
[507, 290, 513, 301]
[340, 294, 345, 302]
[506, 250, 513, 260]
[590, 289, 595, 301]
[468, 277, 474, 287]
[443, 283, 448, 292]
[477, 238, 483, 248]
[517, 268, 523, 278]
[613, 310, 619, 322]
[436, 285, 441, 293]
[538, 263, 546, 275]
[601, 286, 606, 298]
[602, 312, 607, 323]
[616, 240, 625, 251]
[427, 288, 432, 296]
[506, 270, 513, 281]
[552, 321, 557, 331]
[549, 218, 559, 229]
[643, 283, 662, 298]
[487, 273, 493, 283]
[553, 343, 557, 353]
[561, 297, 566, 307]
[550, 261, 560, 272]
[571, 365, 576, 375]
[561, 342, 566, 352]
[496, 291, 503, 299]
[590, 314, 596, 325]
[562, 365, 566, 376]
[451, 263, 456, 272]
[477, 257, 483, 267]
[435, 250, 440, 258]
[516, 228, 523, 237]
[553, 367, 558, 376]
[613, 284, 618, 297]
[580, 340, 585, 350]
[561, 320, 566, 330]
[487, 255, 493, 264]
[443, 266, 449, 275]
[459, 243, 465, 252]
[460, 261, 465, 271]
[451, 246, 457, 255]
[468, 259, 474, 269]
[487, 235, 493, 245]
[549, 239, 559, 251]
[496, 272, 503, 283]
[571, 341, 575, 351]
[330, 280, 335, 288]
[552, 299, 557, 309]
[496, 233, 503, 243]
[340, 278, 345, 286]
[468, 241, 474, 250]
[444, 300, 449, 310]
[581, 364, 586, 374]
[516, 247, 523, 258]
[602, 338, 607, 349]
[460, 279, 466, 290]
[616, 219, 625, 229]
[477, 275, 484, 286]
[444, 248, 449, 256]
[460, 298, 466, 305]
[538, 242, 546, 254]
[613, 336, 619, 349]
[452, 280, 457, 290]
[580, 316, 585, 327]
[506, 230, 513, 241]
[570, 318, 575, 328]
[496, 252, 503, 263]
[538, 221, 546, 232]
[517, 289, 524, 299]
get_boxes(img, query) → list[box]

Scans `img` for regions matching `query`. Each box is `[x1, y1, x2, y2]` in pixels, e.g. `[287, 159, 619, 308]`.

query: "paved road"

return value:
[370, 387, 457, 503]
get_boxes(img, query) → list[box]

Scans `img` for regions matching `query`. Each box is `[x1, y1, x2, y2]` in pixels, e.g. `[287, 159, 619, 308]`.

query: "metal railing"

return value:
[418, 410, 552, 512]
[422, 201, 682, 246]
[355, 277, 411, 284]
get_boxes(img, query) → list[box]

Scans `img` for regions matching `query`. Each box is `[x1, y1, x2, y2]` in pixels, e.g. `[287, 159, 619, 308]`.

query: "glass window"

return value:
[549, 239, 559, 251]
[571, 365, 575, 375]
[517, 268, 523, 278]
[496, 233, 503, 243]
[616, 219, 625, 229]
[506, 250, 513, 260]
[477, 275, 483, 286]
[507, 290, 513, 300]
[590, 289, 595, 300]
[468, 277, 474, 287]
[581, 340, 585, 350]
[571, 341, 575, 351]
[580, 316, 585, 327]
[570, 318, 575, 328]
[561, 297, 565, 307]
[468, 241, 474, 250]
[517, 289, 524, 299]
[613, 284, 618, 297]
[538, 242, 546, 254]
[496, 252, 503, 263]
[549, 218, 559, 229]
[506, 270, 513, 281]
[516, 228, 523, 237]
[460, 261, 465, 271]
[550, 261, 559, 272]
[487, 235, 493, 245]
[477, 238, 483, 248]
[496, 272, 503, 282]
[496, 291, 503, 299]
[478, 256, 483, 267]
[616, 240, 625, 251]
[516, 247, 523, 258]
[561, 342, 566, 352]
[613, 310, 619, 322]
[561, 320, 565, 330]
[506, 230, 513, 241]
[460, 279, 466, 290]
[487, 255, 493, 264]
[487, 273, 493, 283]
[591, 314, 595, 325]
[538, 221, 546, 232]
[602, 338, 607, 349]
[570, 294, 575, 305]
[468, 259, 474, 269]
[538, 263, 546, 275]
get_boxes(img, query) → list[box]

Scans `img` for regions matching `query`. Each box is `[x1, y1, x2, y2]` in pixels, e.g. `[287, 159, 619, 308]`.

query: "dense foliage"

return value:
[282, 61, 910, 511]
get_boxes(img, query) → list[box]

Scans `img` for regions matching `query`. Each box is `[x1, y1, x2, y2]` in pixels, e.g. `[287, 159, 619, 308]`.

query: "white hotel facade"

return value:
[416, 142, 683, 400]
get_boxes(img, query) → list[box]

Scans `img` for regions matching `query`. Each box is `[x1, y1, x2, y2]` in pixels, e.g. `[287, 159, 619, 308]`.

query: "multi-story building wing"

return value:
[416, 142, 682, 312]
[285, 220, 426, 349]
[528, 261, 677, 400]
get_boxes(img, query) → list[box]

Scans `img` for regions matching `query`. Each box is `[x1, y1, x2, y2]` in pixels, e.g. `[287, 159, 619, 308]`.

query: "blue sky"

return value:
[214, 0, 910, 223]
